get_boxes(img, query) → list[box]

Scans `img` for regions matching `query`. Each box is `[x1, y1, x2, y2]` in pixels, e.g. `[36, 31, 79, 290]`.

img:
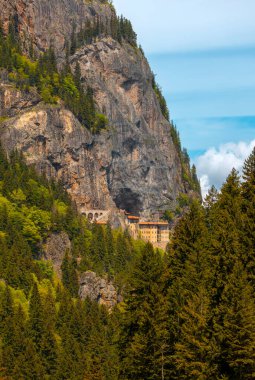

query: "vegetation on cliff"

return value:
[0, 144, 255, 379]
[69, 13, 137, 53]
[0, 21, 108, 133]
[151, 74, 201, 197]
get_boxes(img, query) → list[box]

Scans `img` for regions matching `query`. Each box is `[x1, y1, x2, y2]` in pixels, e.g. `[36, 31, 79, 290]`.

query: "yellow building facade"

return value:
[126, 215, 169, 245]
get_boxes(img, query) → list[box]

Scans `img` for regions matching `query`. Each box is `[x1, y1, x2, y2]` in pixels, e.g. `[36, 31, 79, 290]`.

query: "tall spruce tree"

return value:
[167, 201, 213, 379]
[209, 169, 242, 306]
[167, 201, 209, 334]
[120, 242, 169, 379]
[174, 286, 217, 380]
[214, 261, 255, 379]
[240, 147, 255, 285]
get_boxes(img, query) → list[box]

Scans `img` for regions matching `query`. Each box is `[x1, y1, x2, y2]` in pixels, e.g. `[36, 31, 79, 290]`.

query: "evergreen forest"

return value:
[0, 142, 254, 379]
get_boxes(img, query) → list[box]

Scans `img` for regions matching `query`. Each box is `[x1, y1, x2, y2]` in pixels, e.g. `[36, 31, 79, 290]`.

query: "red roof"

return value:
[139, 221, 169, 226]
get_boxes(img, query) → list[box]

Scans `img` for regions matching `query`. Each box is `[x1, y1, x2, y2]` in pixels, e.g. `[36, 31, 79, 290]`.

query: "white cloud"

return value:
[195, 140, 255, 198]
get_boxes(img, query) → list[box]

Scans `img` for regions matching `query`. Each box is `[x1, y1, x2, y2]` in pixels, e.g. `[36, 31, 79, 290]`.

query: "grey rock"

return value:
[0, 0, 113, 60]
[43, 232, 71, 276]
[0, 82, 40, 118]
[0, 105, 115, 210]
[79, 271, 118, 309]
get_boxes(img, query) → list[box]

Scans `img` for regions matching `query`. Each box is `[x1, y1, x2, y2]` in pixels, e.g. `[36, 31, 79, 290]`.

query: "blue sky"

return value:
[113, 0, 255, 195]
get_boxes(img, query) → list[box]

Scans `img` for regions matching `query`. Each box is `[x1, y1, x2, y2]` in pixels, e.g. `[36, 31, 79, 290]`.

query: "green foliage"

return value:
[61, 250, 79, 297]
[170, 122, 202, 197]
[69, 13, 137, 52]
[0, 133, 255, 379]
[152, 71, 201, 196]
[240, 147, 255, 285]
[120, 243, 170, 379]
[152, 74, 170, 121]
[0, 25, 109, 133]
[92, 113, 109, 134]
[163, 209, 174, 223]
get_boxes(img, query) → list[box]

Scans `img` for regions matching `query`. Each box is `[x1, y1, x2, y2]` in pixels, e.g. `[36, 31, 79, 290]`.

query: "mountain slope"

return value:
[0, 0, 199, 217]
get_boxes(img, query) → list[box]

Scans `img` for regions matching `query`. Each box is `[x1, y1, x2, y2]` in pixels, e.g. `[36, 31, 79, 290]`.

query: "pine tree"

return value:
[84, 306, 120, 380]
[0, 286, 15, 374]
[105, 222, 115, 273]
[168, 200, 208, 281]
[242, 147, 255, 202]
[114, 232, 129, 273]
[61, 249, 79, 296]
[174, 286, 217, 380]
[0, 285, 13, 329]
[209, 169, 242, 306]
[121, 243, 170, 379]
[240, 147, 255, 285]
[167, 201, 212, 379]
[28, 282, 57, 375]
[214, 261, 255, 379]
[55, 297, 85, 379]
[28, 282, 44, 346]
[191, 164, 201, 195]
[89, 225, 107, 273]
[12, 338, 45, 379]
[74, 62, 82, 90]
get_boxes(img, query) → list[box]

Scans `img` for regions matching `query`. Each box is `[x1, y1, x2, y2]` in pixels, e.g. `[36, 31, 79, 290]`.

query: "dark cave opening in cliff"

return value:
[113, 188, 142, 215]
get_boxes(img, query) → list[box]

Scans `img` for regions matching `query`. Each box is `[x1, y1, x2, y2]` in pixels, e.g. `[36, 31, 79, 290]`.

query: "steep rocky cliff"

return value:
[0, 0, 196, 217]
[0, 0, 113, 59]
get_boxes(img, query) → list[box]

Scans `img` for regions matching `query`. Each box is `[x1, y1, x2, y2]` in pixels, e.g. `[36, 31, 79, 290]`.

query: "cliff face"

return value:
[0, 0, 113, 59]
[0, 0, 192, 217]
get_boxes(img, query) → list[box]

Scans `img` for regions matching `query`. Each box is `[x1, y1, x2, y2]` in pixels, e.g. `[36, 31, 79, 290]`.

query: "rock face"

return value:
[71, 38, 185, 216]
[0, 80, 40, 117]
[79, 271, 118, 308]
[0, 0, 113, 59]
[0, 99, 115, 210]
[0, 0, 193, 217]
[43, 232, 71, 276]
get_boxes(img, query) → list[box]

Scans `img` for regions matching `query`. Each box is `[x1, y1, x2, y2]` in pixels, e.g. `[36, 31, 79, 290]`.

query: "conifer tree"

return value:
[214, 261, 255, 379]
[61, 250, 79, 296]
[209, 169, 242, 306]
[84, 307, 120, 380]
[74, 61, 82, 90]
[12, 338, 45, 379]
[173, 286, 217, 380]
[28, 282, 44, 346]
[167, 201, 212, 378]
[168, 200, 208, 281]
[240, 147, 255, 285]
[105, 222, 115, 273]
[114, 232, 129, 273]
[28, 282, 57, 375]
[89, 224, 107, 273]
[121, 243, 169, 379]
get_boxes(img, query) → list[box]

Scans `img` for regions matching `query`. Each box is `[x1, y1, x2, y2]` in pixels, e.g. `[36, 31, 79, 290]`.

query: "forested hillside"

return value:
[0, 145, 254, 379]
